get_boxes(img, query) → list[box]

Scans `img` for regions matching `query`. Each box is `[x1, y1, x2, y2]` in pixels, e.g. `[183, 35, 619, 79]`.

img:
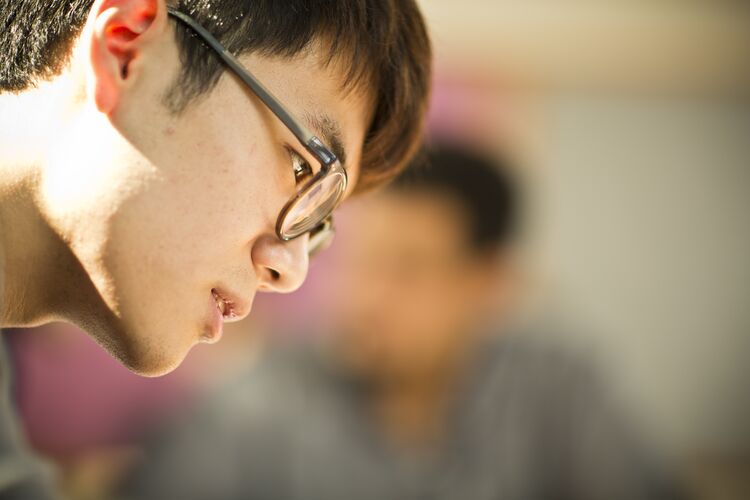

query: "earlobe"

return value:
[85, 0, 168, 114]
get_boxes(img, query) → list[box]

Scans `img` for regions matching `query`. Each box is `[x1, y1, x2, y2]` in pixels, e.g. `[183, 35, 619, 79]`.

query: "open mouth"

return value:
[211, 288, 237, 319]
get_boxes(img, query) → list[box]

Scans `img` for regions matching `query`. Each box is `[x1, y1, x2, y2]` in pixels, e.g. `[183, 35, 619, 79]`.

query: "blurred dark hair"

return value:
[0, 0, 432, 193]
[390, 144, 519, 253]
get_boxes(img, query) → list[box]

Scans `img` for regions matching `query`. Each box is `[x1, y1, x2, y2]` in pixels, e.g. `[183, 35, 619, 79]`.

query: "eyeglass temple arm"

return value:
[167, 8, 337, 165]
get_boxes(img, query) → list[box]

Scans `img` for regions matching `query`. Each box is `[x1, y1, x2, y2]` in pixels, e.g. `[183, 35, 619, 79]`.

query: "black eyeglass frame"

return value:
[167, 7, 348, 243]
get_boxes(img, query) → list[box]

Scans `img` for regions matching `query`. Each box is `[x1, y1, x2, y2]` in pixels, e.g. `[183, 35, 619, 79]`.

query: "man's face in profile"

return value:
[38, 7, 369, 376]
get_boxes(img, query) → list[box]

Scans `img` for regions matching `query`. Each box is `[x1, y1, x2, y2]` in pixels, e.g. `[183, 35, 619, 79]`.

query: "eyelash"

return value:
[288, 147, 313, 184]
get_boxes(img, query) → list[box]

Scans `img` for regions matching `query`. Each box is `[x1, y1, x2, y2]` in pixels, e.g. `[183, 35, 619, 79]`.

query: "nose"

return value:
[251, 233, 309, 293]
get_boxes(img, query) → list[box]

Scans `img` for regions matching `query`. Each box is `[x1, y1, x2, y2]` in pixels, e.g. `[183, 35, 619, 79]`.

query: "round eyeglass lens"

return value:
[279, 168, 346, 240]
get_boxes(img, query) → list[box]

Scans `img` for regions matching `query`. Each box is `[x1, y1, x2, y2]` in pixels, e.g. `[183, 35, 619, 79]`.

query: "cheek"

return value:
[178, 142, 289, 242]
[153, 140, 283, 249]
[100, 167, 259, 312]
[96, 175, 263, 374]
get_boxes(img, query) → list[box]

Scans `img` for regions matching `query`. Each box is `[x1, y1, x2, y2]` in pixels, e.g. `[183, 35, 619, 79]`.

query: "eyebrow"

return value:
[304, 112, 347, 166]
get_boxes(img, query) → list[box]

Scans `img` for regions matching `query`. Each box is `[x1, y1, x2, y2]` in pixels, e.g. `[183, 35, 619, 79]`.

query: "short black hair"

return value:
[390, 144, 519, 253]
[0, 0, 432, 192]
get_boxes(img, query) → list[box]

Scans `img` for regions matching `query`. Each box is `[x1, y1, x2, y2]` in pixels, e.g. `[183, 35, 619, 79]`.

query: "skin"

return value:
[329, 191, 517, 448]
[0, 0, 369, 376]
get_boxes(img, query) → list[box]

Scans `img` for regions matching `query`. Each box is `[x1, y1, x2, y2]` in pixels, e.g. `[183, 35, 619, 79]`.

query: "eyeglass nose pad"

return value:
[307, 219, 335, 257]
[251, 233, 309, 293]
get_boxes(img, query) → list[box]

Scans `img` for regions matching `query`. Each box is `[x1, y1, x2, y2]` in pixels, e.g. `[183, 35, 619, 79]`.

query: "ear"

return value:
[84, 0, 168, 114]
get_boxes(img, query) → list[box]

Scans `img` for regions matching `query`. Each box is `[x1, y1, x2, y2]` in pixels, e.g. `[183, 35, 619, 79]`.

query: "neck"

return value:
[373, 377, 451, 451]
[0, 78, 111, 333]
[0, 75, 78, 166]
[371, 345, 473, 452]
[0, 162, 60, 326]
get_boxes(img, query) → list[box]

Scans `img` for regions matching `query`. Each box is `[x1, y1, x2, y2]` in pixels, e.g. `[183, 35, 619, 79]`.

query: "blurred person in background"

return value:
[120, 144, 685, 500]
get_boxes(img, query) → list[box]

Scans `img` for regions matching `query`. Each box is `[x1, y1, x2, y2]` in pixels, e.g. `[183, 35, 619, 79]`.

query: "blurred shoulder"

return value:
[478, 326, 610, 403]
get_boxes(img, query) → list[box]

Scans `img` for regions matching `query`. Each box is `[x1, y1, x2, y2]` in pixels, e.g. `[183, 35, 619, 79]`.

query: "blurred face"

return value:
[331, 191, 503, 382]
[37, 3, 369, 375]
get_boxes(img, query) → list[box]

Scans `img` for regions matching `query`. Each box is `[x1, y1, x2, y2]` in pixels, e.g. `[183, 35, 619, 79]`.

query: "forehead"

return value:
[237, 48, 373, 196]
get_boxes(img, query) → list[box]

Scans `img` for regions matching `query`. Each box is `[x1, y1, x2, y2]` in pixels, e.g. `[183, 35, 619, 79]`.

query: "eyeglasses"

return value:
[167, 7, 347, 256]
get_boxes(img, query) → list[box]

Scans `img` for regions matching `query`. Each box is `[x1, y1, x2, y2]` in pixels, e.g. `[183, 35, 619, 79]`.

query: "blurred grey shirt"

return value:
[0, 338, 58, 499]
[122, 334, 684, 500]
[0, 247, 59, 499]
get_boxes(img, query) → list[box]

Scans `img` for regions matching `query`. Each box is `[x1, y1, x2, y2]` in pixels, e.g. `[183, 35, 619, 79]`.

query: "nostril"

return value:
[269, 269, 281, 281]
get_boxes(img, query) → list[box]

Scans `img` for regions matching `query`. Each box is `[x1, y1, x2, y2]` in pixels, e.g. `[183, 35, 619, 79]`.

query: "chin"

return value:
[120, 350, 187, 378]
[93, 320, 197, 377]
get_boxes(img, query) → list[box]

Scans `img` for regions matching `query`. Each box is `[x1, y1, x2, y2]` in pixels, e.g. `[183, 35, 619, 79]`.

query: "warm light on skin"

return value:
[0, 0, 369, 376]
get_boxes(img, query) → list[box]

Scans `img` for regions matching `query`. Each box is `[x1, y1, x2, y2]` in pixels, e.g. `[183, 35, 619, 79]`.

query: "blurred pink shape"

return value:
[7, 324, 195, 458]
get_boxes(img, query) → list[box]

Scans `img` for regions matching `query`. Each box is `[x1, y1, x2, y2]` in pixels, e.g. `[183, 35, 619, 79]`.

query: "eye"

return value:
[289, 148, 313, 184]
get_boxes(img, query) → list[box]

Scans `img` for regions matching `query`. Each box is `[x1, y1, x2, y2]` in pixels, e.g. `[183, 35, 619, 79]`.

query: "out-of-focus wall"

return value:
[534, 95, 750, 456]
[419, 0, 750, 96]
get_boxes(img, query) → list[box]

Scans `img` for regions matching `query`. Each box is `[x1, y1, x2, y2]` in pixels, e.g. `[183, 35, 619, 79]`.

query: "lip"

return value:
[202, 293, 224, 344]
[201, 286, 252, 344]
[211, 287, 251, 323]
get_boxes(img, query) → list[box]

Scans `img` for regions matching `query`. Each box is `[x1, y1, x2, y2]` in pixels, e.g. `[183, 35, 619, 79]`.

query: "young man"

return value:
[0, 0, 431, 496]
[121, 145, 684, 500]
